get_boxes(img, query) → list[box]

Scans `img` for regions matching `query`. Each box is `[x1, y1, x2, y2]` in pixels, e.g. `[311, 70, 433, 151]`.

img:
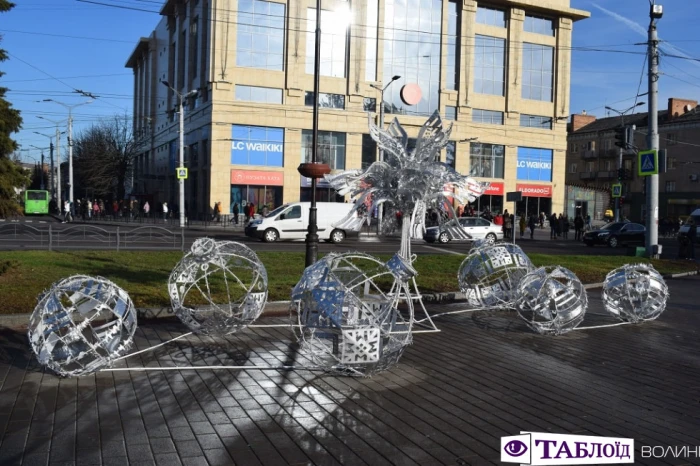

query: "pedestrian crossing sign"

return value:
[612, 183, 622, 198]
[638, 150, 658, 176]
[177, 168, 188, 180]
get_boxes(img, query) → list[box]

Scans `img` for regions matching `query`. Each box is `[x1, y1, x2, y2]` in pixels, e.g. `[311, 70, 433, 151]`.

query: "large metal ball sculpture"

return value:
[292, 253, 413, 377]
[515, 266, 588, 335]
[28, 275, 137, 377]
[602, 263, 668, 323]
[168, 238, 268, 336]
[458, 242, 534, 308]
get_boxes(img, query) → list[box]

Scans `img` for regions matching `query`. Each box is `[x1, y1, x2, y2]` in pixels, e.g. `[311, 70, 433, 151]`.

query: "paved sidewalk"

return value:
[1, 277, 699, 465]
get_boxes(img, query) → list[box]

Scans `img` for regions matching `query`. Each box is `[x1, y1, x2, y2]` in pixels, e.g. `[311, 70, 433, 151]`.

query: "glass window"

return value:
[235, 85, 283, 104]
[363, 97, 377, 112]
[445, 106, 457, 120]
[236, 0, 285, 71]
[382, 0, 441, 116]
[231, 125, 284, 167]
[524, 14, 554, 36]
[285, 205, 302, 219]
[306, 8, 348, 78]
[445, 140, 456, 169]
[301, 130, 346, 170]
[304, 92, 345, 109]
[365, 0, 378, 81]
[569, 163, 577, 173]
[474, 35, 505, 96]
[362, 134, 377, 169]
[470, 143, 505, 178]
[472, 109, 504, 125]
[446, 0, 459, 90]
[665, 181, 676, 192]
[520, 114, 553, 129]
[476, 5, 506, 27]
[522, 43, 554, 102]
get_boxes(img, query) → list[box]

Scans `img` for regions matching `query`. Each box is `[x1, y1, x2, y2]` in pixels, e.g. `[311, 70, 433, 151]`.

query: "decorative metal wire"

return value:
[168, 238, 268, 336]
[28, 275, 137, 377]
[515, 266, 588, 335]
[602, 263, 669, 323]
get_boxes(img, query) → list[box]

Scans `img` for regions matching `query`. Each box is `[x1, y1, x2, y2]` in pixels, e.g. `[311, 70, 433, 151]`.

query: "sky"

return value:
[4, 0, 700, 164]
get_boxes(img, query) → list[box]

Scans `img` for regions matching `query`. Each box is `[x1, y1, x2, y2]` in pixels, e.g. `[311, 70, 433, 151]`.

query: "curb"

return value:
[5, 271, 697, 328]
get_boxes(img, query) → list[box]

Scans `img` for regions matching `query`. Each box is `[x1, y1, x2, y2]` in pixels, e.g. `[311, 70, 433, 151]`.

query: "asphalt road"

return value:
[0, 215, 691, 259]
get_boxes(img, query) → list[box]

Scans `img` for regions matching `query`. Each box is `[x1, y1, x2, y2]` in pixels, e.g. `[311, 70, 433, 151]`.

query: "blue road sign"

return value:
[612, 184, 622, 198]
[638, 150, 658, 176]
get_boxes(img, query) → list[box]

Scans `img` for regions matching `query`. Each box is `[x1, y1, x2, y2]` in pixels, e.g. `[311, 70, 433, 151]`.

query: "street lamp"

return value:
[41, 99, 93, 205]
[34, 130, 65, 202]
[605, 102, 645, 222]
[369, 75, 401, 232]
[161, 80, 198, 229]
[37, 115, 66, 203]
[29, 145, 48, 190]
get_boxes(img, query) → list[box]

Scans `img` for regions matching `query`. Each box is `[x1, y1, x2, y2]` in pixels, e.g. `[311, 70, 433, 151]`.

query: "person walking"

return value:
[503, 213, 511, 240]
[162, 202, 169, 222]
[574, 215, 584, 241]
[232, 203, 239, 224]
[63, 200, 72, 223]
[539, 212, 545, 229]
[585, 214, 592, 232]
[143, 201, 150, 219]
[549, 213, 557, 239]
[213, 202, 222, 222]
[528, 214, 537, 239]
[519, 214, 526, 239]
[562, 216, 570, 240]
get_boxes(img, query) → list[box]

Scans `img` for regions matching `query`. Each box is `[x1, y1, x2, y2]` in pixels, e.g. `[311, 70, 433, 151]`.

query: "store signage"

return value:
[231, 125, 284, 167]
[517, 147, 553, 181]
[483, 182, 504, 195]
[230, 170, 284, 186]
[516, 184, 552, 198]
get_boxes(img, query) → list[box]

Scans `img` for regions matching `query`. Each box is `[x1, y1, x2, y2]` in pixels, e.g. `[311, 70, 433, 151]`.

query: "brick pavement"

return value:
[1, 277, 699, 466]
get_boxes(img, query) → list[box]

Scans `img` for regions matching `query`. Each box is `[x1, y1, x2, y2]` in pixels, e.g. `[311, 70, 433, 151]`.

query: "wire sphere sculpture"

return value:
[168, 238, 268, 336]
[28, 275, 137, 377]
[458, 242, 534, 308]
[602, 263, 669, 323]
[291, 253, 413, 377]
[515, 266, 588, 335]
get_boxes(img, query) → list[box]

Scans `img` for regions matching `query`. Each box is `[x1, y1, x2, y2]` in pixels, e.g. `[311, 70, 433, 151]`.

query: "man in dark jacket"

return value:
[574, 215, 584, 241]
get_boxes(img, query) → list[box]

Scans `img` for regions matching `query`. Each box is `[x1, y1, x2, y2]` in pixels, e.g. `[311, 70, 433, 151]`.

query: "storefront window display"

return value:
[230, 185, 283, 214]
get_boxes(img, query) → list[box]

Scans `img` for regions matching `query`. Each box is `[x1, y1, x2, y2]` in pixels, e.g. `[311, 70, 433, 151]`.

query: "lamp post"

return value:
[29, 145, 47, 190]
[34, 131, 65, 203]
[42, 99, 93, 205]
[370, 75, 401, 232]
[605, 102, 645, 222]
[37, 115, 66, 203]
[161, 81, 198, 229]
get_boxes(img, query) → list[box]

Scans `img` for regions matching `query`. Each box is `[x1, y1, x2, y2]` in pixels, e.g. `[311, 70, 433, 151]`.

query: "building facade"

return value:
[127, 0, 589, 219]
[566, 97, 700, 223]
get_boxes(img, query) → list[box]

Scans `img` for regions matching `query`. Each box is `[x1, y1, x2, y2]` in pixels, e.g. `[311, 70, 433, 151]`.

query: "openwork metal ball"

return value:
[458, 242, 534, 308]
[602, 263, 668, 323]
[515, 266, 588, 335]
[28, 275, 137, 377]
[168, 238, 268, 336]
[292, 253, 413, 377]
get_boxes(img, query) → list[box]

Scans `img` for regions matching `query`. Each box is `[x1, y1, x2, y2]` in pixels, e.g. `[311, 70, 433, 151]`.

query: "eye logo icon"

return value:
[504, 440, 528, 457]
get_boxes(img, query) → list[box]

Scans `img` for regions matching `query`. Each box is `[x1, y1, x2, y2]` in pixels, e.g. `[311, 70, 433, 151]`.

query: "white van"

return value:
[244, 202, 359, 243]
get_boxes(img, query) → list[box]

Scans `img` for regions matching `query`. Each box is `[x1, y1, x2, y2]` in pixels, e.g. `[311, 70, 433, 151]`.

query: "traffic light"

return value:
[614, 126, 627, 149]
[617, 168, 625, 180]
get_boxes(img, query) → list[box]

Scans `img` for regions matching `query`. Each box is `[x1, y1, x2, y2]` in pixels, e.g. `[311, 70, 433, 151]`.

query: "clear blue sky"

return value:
[4, 0, 700, 163]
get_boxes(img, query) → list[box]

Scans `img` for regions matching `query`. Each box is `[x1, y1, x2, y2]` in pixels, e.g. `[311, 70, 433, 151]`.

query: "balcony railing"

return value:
[579, 172, 596, 180]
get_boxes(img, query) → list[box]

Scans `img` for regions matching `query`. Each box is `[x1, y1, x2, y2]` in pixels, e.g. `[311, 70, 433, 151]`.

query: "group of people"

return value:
[228, 202, 271, 225]
[60, 198, 172, 223]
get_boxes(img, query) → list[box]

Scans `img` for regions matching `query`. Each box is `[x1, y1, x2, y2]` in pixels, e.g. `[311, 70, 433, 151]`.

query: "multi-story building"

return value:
[126, 0, 589, 219]
[566, 97, 700, 223]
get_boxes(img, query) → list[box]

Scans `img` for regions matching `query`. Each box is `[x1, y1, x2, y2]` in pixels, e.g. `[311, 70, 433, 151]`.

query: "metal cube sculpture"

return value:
[292, 253, 412, 377]
[515, 266, 588, 335]
[458, 242, 534, 308]
[602, 263, 668, 323]
[28, 275, 137, 377]
[169, 238, 268, 336]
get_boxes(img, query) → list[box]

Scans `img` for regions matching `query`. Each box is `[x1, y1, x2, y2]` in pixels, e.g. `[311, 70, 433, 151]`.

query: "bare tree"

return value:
[73, 115, 145, 200]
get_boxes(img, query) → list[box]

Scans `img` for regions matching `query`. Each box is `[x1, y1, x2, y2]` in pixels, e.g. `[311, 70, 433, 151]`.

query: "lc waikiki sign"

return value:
[517, 147, 553, 181]
[231, 125, 284, 167]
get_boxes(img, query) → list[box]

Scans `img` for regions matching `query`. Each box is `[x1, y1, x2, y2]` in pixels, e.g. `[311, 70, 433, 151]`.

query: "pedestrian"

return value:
[93, 200, 100, 219]
[528, 214, 537, 239]
[585, 214, 592, 232]
[539, 212, 545, 229]
[519, 214, 526, 239]
[549, 213, 557, 239]
[87, 199, 92, 220]
[557, 214, 564, 238]
[562, 216, 570, 240]
[63, 200, 72, 223]
[162, 202, 169, 222]
[503, 213, 511, 239]
[232, 203, 239, 224]
[213, 202, 222, 222]
[574, 214, 584, 241]
[143, 201, 150, 218]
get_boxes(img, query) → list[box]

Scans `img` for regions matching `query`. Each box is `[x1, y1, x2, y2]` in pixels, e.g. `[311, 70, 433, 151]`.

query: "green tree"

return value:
[0, 1, 28, 218]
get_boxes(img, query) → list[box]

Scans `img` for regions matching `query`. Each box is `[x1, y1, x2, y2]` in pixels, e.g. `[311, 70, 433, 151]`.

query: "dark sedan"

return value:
[583, 222, 646, 247]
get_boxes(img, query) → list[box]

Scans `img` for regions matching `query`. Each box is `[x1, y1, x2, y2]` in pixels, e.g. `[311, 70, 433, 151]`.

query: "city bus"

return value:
[24, 190, 50, 215]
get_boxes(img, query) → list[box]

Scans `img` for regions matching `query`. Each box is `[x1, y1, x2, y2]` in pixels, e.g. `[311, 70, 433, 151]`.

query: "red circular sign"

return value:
[400, 84, 422, 106]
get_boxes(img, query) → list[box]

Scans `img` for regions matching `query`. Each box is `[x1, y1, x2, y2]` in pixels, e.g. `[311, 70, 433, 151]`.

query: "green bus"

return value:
[24, 190, 50, 215]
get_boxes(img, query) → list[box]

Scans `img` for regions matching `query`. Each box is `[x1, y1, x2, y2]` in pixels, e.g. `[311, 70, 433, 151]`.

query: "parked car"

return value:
[583, 222, 646, 247]
[423, 217, 503, 244]
[244, 202, 358, 243]
[678, 208, 700, 237]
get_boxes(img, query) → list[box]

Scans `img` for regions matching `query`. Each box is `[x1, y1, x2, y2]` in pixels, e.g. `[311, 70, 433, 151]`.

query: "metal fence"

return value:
[0, 223, 186, 251]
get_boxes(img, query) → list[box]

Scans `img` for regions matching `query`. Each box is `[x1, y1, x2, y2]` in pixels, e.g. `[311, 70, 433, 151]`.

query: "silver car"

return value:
[423, 217, 504, 244]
